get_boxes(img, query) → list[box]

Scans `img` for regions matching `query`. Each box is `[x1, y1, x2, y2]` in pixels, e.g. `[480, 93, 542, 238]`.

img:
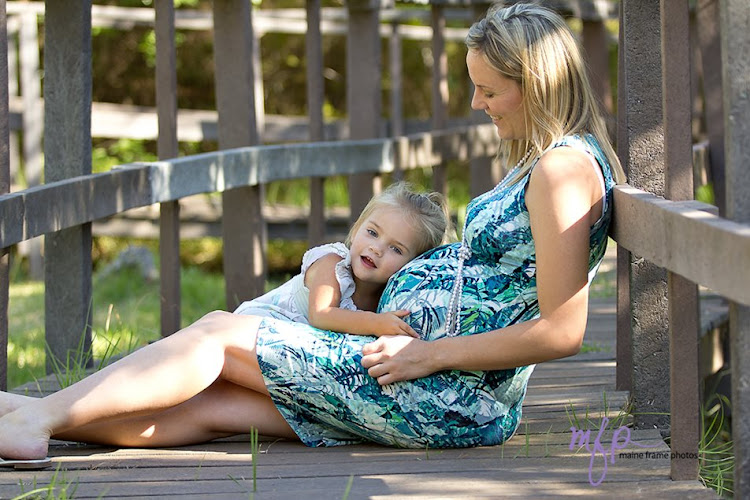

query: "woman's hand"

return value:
[361, 335, 437, 385]
[370, 310, 419, 338]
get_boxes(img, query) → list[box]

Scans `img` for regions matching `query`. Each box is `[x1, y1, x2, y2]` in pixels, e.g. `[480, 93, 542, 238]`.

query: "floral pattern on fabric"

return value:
[255, 134, 616, 448]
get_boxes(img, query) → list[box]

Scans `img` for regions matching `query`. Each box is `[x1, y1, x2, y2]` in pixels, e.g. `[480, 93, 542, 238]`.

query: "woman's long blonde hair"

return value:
[465, 3, 626, 183]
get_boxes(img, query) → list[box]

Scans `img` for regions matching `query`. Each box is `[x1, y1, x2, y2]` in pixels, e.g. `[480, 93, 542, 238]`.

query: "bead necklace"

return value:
[444, 146, 534, 337]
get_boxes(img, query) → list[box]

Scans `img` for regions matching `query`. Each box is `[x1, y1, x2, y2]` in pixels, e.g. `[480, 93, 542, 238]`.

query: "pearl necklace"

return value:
[444, 147, 534, 337]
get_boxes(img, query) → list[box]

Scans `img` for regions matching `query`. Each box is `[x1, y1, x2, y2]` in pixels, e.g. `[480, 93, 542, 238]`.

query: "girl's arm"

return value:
[305, 253, 418, 337]
[361, 147, 604, 383]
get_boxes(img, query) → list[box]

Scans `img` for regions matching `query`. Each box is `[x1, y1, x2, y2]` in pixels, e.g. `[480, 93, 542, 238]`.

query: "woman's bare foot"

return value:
[0, 408, 52, 460]
[0, 391, 35, 418]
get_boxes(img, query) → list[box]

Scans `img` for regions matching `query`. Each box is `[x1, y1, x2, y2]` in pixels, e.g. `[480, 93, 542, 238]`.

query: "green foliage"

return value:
[7, 261, 226, 389]
[696, 183, 716, 206]
[12, 464, 88, 500]
[92, 138, 158, 173]
[699, 386, 734, 496]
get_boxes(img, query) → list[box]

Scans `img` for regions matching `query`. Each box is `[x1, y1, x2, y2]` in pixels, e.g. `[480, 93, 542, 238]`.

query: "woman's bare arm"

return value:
[361, 147, 605, 384]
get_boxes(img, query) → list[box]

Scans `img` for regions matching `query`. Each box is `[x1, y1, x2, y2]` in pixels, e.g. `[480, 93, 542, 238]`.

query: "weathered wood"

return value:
[611, 185, 750, 307]
[19, 11, 41, 188]
[581, 19, 612, 115]
[389, 21, 404, 140]
[614, 0, 632, 395]
[212, 0, 265, 308]
[468, 3, 498, 199]
[155, 0, 181, 337]
[720, 0, 750, 495]
[7, 2, 481, 42]
[18, 10, 43, 280]
[661, 0, 700, 481]
[430, 3, 448, 196]
[43, 0, 94, 375]
[696, 0, 726, 216]
[0, 0, 9, 391]
[6, 15, 19, 186]
[0, 126, 498, 247]
[306, 0, 326, 247]
[619, 0, 669, 431]
[2, 298, 716, 498]
[346, 0, 383, 221]
[0, 166, 153, 247]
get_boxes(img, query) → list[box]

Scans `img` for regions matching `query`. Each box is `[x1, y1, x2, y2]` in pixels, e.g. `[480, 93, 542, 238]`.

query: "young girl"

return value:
[233, 181, 453, 338]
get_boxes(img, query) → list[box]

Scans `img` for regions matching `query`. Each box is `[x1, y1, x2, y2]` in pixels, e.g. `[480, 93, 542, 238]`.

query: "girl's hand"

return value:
[371, 310, 419, 338]
[361, 335, 437, 385]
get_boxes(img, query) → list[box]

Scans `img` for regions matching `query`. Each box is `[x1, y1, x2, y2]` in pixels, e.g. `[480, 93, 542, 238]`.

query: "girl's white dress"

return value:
[233, 242, 358, 323]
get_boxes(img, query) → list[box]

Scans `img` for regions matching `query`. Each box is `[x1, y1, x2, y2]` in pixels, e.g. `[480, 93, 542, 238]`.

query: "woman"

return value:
[0, 2, 625, 463]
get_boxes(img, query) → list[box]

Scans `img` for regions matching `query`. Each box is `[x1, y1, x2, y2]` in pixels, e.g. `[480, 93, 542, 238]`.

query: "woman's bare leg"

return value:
[0, 391, 35, 417]
[0, 311, 271, 459]
[53, 380, 297, 447]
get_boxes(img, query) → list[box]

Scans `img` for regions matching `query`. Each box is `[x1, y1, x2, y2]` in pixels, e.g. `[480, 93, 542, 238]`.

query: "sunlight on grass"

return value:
[8, 264, 226, 389]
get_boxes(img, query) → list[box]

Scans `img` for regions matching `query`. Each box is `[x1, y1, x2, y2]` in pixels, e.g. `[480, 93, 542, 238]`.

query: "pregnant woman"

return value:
[0, 2, 625, 465]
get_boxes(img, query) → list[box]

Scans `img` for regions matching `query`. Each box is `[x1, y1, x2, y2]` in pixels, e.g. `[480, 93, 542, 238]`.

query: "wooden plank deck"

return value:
[1, 297, 719, 498]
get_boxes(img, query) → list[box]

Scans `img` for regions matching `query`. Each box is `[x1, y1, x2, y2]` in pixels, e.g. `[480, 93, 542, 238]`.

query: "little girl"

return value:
[234, 182, 453, 337]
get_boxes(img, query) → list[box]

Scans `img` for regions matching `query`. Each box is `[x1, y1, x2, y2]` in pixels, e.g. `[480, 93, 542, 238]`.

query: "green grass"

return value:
[7, 264, 227, 390]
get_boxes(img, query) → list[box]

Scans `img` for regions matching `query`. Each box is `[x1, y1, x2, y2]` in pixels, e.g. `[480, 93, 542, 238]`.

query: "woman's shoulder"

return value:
[528, 144, 604, 208]
[532, 145, 597, 183]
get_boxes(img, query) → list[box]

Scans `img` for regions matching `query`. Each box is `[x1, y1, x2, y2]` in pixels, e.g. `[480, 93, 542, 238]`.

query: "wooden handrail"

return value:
[0, 123, 500, 249]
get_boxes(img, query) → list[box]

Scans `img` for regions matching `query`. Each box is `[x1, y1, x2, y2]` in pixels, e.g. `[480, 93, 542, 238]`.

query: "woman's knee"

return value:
[185, 310, 262, 350]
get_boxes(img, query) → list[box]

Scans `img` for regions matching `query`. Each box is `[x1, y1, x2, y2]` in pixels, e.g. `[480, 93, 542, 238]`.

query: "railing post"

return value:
[661, 0, 700, 481]
[389, 20, 405, 183]
[212, 0, 265, 309]
[469, 3, 498, 198]
[18, 10, 42, 280]
[155, 0, 181, 336]
[618, 0, 670, 430]
[346, 0, 385, 221]
[720, 0, 750, 495]
[1, 0, 10, 391]
[615, 1, 632, 394]
[430, 3, 448, 196]
[696, 0, 726, 217]
[306, 0, 326, 247]
[43, 0, 93, 374]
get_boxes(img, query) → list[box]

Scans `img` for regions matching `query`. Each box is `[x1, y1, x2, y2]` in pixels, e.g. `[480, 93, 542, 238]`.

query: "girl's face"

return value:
[467, 49, 527, 140]
[349, 207, 421, 286]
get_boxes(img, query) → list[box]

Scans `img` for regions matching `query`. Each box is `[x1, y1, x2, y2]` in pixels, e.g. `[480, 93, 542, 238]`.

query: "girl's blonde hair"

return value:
[465, 3, 626, 184]
[345, 181, 454, 256]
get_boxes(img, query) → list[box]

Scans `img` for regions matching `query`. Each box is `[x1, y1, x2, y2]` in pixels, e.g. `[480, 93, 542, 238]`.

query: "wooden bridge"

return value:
[0, 292, 720, 498]
[1, 0, 749, 498]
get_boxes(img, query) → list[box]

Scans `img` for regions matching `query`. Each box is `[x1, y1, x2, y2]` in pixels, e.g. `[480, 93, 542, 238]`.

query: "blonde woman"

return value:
[0, 3, 625, 465]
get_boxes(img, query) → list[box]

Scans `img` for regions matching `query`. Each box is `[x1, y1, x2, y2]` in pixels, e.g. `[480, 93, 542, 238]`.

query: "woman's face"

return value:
[467, 49, 527, 140]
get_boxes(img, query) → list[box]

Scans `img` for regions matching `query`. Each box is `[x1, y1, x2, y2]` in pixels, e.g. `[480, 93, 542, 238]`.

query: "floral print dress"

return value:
[253, 134, 615, 448]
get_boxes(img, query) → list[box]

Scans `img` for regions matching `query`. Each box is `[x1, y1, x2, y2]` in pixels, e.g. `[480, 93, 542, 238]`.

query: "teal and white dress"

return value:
[253, 134, 615, 448]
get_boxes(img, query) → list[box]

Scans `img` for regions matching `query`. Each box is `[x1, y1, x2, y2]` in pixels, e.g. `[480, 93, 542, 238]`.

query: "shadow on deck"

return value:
[2, 296, 719, 499]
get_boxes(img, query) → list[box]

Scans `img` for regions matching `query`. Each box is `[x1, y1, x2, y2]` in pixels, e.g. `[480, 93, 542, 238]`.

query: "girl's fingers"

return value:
[402, 324, 419, 338]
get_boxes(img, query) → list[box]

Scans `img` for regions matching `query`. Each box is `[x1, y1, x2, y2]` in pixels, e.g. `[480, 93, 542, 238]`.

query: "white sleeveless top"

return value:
[233, 242, 358, 324]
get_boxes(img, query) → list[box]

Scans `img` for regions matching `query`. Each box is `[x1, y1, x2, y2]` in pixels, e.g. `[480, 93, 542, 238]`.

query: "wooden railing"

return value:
[0, 122, 500, 376]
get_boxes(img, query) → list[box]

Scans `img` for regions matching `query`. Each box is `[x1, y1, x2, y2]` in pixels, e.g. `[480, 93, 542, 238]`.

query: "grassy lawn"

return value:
[7, 265, 233, 389]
